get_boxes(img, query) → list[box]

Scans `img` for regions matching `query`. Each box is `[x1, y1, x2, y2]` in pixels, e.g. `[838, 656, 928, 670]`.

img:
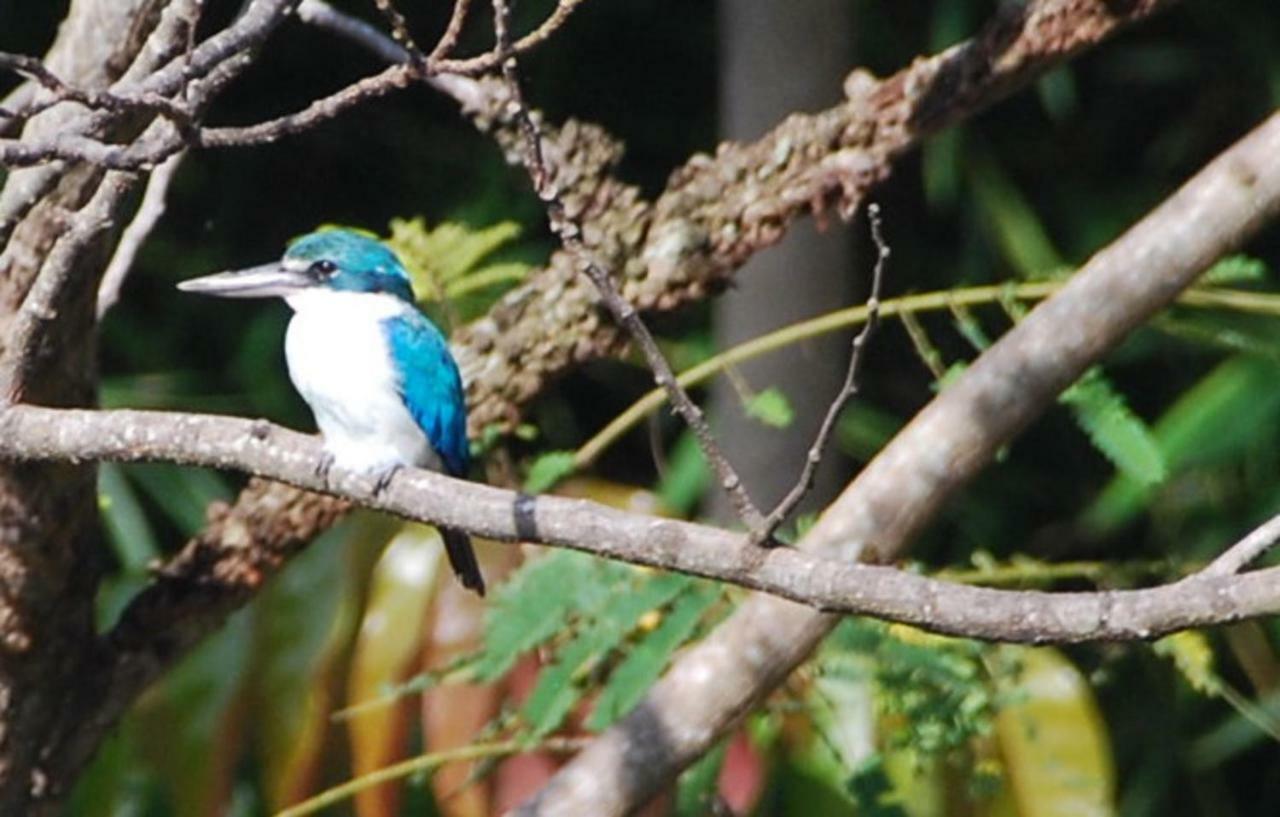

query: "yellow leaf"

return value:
[992, 647, 1115, 817]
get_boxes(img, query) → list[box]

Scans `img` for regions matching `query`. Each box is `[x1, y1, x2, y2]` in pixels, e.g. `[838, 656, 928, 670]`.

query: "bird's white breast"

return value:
[284, 289, 440, 472]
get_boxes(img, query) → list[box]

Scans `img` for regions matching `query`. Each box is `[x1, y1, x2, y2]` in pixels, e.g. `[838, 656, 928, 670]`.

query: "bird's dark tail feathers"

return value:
[441, 526, 486, 596]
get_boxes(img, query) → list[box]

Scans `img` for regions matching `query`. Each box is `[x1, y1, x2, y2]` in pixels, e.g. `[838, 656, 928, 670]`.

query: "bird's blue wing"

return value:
[382, 311, 470, 476]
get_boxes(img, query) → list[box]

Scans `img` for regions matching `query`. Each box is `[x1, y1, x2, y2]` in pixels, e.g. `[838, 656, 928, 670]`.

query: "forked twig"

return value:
[749, 203, 888, 545]
[488, 0, 765, 529]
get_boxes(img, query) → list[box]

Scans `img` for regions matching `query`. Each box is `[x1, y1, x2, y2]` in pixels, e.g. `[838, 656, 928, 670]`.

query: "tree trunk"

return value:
[711, 0, 857, 521]
[0, 2, 166, 811]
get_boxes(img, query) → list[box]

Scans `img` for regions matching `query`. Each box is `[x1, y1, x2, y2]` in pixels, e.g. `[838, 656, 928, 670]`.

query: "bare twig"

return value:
[1202, 514, 1280, 577]
[428, 0, 475, 62]
[371, 0, 427, 64]
[297, 0, 410, 63]
[750, 202, 889, 544]
[199, 64, 415, 147]
[489, 0, 765, 529]
[96, 150, 188, 318]
[432, 0, 585, 75]
[0, 52, 194, 130]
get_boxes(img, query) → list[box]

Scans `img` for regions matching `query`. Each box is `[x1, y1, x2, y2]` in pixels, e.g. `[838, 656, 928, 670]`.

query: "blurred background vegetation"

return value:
[4, 0, 1280, 815]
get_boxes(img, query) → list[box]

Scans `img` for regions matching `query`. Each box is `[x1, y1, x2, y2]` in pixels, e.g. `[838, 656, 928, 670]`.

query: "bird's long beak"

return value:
[176, 263, 310, 298]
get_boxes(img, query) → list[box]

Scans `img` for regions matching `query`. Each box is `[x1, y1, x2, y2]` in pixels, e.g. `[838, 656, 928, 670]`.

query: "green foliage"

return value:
[656, 430, 711, 516]
[523, 450, 577, 493]
[1060, 367, 1166, 487]
[846, 757, 910, 817]
[823, 620, 999, 756]
[744, 386, 795, 429]
[1200, 254, 1269, 286]
[587, 583, 721, 729]
[1082, 354, 1280, 534]
[675, 741, 729, 817]
[1154, 631, 1220, 695]
[474, 550, 616, 682]
[474, 549, 723, 737]
[521, 571, 691, 735]
[387, 216, 532, 315]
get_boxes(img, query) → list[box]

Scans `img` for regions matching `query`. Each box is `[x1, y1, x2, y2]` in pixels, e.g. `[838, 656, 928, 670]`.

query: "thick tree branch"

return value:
[517, 107, 1280, 816]
[0, 403, 1274, 647]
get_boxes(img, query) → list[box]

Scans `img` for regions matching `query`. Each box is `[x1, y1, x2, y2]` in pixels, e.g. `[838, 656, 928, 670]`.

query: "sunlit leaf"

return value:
[993, 647, 1116, 817]
[1154, 631, 1220, 695]
[348, 524, 446, 817]
[587, 583, 720, 729]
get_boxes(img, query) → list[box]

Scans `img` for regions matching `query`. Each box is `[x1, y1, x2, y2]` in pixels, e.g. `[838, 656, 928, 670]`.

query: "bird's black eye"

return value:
[309, 259, 338, 278]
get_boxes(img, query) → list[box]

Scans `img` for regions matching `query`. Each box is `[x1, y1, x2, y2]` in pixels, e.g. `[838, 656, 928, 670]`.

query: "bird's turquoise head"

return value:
[178, 229, 415, 303]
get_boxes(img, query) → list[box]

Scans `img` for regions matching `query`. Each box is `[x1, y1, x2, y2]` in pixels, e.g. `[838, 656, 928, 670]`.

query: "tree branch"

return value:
[515, 106, 1280, 816]
[96, 149, 187, 318]
[0, 402, 1274, 647]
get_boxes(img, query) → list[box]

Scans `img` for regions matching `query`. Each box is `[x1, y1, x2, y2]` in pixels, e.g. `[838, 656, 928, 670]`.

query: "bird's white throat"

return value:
[283, 289, 441, 473]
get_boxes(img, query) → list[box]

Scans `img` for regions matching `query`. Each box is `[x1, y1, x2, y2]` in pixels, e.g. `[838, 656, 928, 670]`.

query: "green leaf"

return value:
[125, 463, 232, 535]
[1082, 355, 1280, 533]
[846, 756, 909, 817]
[524, 450, 577, 493]
[476, 551, 618, 681]
[675, 741, 729, 817]
[1153, 631, 1220, 696]
[745, 386, 795, 429]
[969, 154, 1064, 279]
[1200, 254, 1268, 286]
[656, 431, 711, 516]
[522, 572, 692, 736]
[587, 583, 720, 729]
[1157, 311, 1280, 361]
[1060, 367, 1166, 486]
[386, 217, 530, 306]
[98, 463, 160, 573]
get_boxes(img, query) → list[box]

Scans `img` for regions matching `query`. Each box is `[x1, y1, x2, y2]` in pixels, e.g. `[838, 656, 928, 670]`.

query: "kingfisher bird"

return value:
[178, 229, 485, 595]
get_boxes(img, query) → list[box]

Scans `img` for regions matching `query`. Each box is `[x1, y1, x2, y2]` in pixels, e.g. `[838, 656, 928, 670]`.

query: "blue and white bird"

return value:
[178, 229, 485, 595]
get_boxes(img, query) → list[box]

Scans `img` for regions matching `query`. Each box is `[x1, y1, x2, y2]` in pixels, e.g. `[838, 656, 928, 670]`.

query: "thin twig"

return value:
[0, 52, 194, 131]
[96, 150, 187, 318]
[488, 0, 764, 529]
[749, 203, 888, 545]
[433, 0, 584, 75]
[428, 0, 475, 62]
[1201, 513, 1280, 577]
[297, 0, 410, 63]
[371, 0, 427, 64]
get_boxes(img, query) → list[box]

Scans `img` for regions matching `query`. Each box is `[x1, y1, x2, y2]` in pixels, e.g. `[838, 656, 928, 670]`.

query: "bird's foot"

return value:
[314, 451, 336, 489]
[372, 463, 403, 497]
